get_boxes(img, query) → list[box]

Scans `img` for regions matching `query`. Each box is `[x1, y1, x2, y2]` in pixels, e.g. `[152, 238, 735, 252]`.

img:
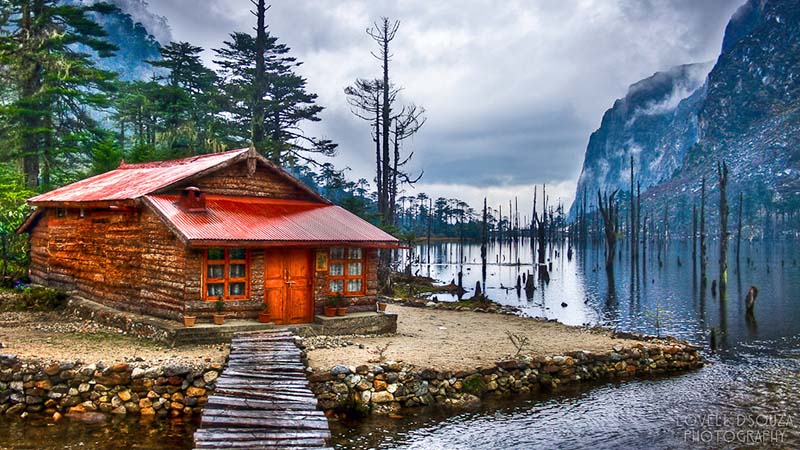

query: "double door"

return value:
[264, 248, 313, 324]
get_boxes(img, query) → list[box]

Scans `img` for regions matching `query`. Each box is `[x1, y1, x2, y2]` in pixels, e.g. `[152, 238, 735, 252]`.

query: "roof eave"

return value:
[27, 199, 138, 208]
[185, 239, 400, 249]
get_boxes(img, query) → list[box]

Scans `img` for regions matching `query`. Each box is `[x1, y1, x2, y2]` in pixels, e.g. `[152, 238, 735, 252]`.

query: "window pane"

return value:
[329, 279, 344, 293]
[348, 262, 362, 276]
[229, 263, 246, 278]
[347, 279, 362, 293]
[207, 283, 224, 297]
[349, 248, 362, 259]
[330, 247, 345, 259]
[229, 248, 246, 260]
[207, 248, 224, 260]
[229, 282, 245, 296]
[329, 263, 344, 276]
[207, 264, 224, 279]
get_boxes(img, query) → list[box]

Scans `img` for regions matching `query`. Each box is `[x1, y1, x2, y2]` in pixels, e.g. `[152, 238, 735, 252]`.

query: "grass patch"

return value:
[61, 330, 163, 350]
[462, 373, 487, 396]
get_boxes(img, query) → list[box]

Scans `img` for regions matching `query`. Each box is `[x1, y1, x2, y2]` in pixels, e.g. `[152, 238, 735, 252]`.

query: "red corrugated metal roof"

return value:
[29, 149, 249, 204]
[145, 195, 399, 246]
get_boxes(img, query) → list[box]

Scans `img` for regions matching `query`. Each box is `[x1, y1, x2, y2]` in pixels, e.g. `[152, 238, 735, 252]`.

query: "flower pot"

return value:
[258, 311, 271, 323]
[213, 314, 226, 325]
[336, 307, 347, 316]
[377, 303, 388, 312]
[183, 315, 197, 327]
[324, 306, 337, 317]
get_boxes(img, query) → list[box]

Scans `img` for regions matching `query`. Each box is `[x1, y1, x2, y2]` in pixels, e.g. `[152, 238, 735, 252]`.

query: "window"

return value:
[328, 247, 365, 296]
[204, 248, 249, 301]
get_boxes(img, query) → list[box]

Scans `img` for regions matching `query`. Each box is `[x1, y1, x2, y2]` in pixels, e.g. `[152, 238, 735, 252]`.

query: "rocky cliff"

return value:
[571, 0, 800, 221]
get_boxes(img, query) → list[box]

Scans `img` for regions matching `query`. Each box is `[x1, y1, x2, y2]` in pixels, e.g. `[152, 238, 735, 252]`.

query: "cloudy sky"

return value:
[143, 0, 743, 217]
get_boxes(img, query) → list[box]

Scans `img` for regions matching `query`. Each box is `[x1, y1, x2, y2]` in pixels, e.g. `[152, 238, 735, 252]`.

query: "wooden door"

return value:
[263, 248, 313, 325]
[263, 249, 287, 324]
[285, 249, 313, 324]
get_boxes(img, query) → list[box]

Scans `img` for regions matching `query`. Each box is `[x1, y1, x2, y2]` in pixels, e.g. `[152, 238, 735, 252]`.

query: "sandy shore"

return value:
[0, 311, 228, 367]
[307, 304, 645, 371]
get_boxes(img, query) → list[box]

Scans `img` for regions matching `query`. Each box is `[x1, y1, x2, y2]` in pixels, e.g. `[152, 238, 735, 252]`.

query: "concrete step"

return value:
[171, 321, 277, 346]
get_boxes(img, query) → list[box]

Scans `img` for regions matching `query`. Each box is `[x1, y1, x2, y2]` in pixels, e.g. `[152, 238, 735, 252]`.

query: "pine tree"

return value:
[146, 41, 220, 156]
[0, 0, 119, 190]
[213, 2, 335, 165]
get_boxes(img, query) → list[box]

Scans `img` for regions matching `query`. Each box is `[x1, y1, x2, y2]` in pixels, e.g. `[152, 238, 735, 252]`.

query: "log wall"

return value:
[28, 207, 189, 320]
[167, 160, 317, 200]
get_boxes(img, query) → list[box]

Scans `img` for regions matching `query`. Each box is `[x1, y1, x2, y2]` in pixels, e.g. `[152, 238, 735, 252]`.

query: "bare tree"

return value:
[345, 78, 396, 215]
[367, 18, 400, 226]
[718, 161, 729, 297]
[598, 189, 619, 272]
[389, 104, 425, 221]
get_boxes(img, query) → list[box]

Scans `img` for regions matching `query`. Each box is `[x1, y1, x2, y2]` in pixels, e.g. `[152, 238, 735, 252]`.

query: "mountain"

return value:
[75, 0, 173, 81]
[570, 62, 712, 216]
[571, 0, 800, 225]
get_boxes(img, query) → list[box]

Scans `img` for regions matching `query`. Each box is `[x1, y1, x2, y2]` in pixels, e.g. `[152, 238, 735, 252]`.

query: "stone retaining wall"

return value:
[308, 341, 703, 415]
[0, 355, 220, 420]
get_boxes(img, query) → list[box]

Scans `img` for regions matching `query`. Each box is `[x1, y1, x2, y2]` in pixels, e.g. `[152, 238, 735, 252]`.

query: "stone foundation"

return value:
[308, 340, 703, 415]
[0, 355, 220, 420]
[65, 296, 395, 346]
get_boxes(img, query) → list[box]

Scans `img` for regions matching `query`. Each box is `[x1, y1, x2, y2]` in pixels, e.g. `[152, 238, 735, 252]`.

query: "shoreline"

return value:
[303, 305, 703, 416]
[0, 304, 703, 424]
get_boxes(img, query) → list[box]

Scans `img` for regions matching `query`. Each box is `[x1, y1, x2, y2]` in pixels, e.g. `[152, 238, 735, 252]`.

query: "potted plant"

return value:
[336, 294, 348, 316]
[182, 313, 197, 327]
[377, 302, 388, 312]
[324, 296, 337, 317]
[213, 297, 226, 325]
[258, 303, 271, 323]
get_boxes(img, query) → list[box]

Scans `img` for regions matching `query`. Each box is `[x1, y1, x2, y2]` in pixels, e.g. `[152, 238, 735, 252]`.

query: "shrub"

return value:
[5, 286, 67, 311]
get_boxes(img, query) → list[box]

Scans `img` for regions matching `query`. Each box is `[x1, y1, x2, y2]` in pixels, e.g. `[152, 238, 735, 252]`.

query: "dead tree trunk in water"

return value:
[692, 203, 698, 273]
[426, 198, 432, 264]
[534, 185, 549, 282]
[736, 192, 743, 266]
[630, 156, 635, 255]
[481, 197, 488, 283]
[718, 161, 729, 296]
[598, 189, 619, 273]
[700, 177, 708, 287]
[636, 181, 641, 262]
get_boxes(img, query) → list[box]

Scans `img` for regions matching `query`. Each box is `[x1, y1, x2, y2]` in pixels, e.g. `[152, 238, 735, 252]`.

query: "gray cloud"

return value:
[146, 0, 744, 209]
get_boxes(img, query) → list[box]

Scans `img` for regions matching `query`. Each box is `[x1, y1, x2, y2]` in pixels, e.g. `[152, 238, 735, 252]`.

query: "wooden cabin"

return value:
[18, 148, 398, 323]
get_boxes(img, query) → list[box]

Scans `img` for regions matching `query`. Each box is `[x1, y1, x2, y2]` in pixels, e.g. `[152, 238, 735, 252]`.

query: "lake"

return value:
[330, 238, 800, 449]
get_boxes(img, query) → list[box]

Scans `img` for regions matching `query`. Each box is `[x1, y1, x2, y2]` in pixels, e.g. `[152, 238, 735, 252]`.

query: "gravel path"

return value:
[306, 304, 645, 371]
[0, 311, 228, 367]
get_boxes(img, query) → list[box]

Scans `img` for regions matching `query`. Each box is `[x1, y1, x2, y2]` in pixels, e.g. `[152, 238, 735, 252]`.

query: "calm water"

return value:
[331, 238, 800, 449]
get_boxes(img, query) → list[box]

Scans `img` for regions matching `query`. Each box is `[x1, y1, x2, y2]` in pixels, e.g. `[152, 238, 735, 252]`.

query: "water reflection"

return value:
[402, 239, 800, 352]
[0, 415, 197, 449]
[332, 239, 800, 449]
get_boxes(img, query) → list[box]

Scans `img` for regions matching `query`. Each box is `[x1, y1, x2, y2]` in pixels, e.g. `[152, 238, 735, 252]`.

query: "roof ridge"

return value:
[117, 148, 248, 170]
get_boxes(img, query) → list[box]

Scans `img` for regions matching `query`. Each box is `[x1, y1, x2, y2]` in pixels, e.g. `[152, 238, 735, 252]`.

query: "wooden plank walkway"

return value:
[194, 329, 332, 449]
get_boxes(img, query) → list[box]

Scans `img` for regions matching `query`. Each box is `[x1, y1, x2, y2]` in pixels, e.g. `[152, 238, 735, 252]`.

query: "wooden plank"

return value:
[194, 429, 330, 441]
[202, 409, 325, 420]
[204, 396, 318, 411]
[195, 438, 329, 449]
[212, 388, 318, 402]
[200, 415, 330, 430]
